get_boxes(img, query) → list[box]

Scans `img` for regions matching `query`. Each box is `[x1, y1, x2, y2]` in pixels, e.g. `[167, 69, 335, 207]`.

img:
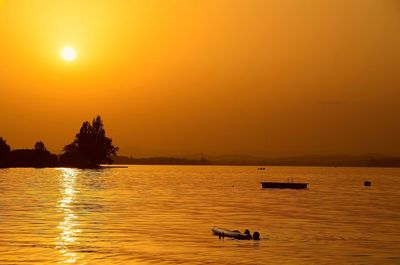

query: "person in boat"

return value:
[213, 227, 260, 240]
[244, 229, 252, 240]
[229, 229, 253, 240]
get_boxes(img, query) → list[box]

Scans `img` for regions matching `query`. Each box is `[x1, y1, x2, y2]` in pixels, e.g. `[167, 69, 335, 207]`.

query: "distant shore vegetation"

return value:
[113, 154, 400, 168]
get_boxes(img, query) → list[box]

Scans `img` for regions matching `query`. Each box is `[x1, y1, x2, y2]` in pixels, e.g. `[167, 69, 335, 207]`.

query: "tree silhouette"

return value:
[60, 116, 119, 167]
[34, 141, 47, 152]
[0, 137, 10, 154]
[0, 137, 11, 166]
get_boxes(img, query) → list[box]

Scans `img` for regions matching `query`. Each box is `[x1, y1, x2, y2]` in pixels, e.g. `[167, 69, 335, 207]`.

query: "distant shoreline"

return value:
[2, 164, 400, 169]
[2, 155, 400, 169]
[112, 155, 400, 168]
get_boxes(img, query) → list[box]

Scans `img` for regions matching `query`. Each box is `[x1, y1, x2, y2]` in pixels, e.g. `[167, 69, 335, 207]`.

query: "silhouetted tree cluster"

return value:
[34, 141, 47, 152]
[0, 140, 57, 168]
[60, 116, 119, 168]
[0, 116, 118, 168]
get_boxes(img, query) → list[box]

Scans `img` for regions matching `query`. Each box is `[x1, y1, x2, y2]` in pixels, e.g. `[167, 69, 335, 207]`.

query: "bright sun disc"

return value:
[61, 47, 77, 61]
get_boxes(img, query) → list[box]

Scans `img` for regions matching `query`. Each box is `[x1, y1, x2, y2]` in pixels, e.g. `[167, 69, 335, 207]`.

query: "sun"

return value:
[61, 47, 77, 62]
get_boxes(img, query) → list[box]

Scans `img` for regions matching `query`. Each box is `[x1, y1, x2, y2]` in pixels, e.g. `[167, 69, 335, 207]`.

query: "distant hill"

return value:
[257, 154, 400, 167]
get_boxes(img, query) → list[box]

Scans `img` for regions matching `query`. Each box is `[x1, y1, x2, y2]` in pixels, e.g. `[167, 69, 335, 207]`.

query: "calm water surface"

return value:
[0, 166, 399, 264]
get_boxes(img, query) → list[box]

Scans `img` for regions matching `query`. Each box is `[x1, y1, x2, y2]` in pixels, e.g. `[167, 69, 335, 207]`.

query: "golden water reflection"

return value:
[0, 167, 399, 264]
[55, 168, 82, 264]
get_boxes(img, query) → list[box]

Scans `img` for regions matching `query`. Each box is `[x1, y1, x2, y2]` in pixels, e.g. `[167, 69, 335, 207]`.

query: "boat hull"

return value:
[261, 182, 308, 189]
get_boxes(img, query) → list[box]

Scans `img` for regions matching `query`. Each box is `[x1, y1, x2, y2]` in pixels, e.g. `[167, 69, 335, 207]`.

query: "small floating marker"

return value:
[364, 181, 371, 187]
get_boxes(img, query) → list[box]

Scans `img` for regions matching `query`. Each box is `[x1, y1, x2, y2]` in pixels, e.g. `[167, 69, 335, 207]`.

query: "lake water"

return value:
[0, 166, 399, 264]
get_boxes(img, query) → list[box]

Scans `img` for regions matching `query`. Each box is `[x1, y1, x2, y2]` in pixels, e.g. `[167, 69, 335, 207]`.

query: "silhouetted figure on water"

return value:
[252, 231, 260, 240]
[60, 115, 119, 168]
[212, 227, 261, 240]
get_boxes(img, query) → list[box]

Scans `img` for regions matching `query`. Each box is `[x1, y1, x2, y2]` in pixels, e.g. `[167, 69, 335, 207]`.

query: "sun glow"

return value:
[61, 47, 77, 62]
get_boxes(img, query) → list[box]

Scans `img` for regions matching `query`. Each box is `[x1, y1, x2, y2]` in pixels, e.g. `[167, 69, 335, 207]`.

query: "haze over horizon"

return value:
[1, 1, 399, 157]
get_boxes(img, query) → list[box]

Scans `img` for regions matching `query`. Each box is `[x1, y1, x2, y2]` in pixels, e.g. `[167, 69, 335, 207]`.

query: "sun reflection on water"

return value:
[55, 168, 82, 264]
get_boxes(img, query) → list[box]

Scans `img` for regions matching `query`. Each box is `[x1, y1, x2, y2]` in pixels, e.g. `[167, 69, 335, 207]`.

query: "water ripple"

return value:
[0, 166, 399, 264]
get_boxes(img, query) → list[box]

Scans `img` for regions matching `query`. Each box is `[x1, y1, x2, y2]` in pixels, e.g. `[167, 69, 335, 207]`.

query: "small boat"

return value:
[211, 227, 252, 240]
[261, 182, 308, 189]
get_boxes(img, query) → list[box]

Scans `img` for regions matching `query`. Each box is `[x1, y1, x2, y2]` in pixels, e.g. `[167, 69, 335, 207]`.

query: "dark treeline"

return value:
[0, 116, 118, 168]
[0, 140, 58, 168]
[113, 156, 210, 165]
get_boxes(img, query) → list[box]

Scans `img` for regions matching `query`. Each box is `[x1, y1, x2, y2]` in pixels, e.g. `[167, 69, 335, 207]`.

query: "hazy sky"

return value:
[0, 0, 399, 157]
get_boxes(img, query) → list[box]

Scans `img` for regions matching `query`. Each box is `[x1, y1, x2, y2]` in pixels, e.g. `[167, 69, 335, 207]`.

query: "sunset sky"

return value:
[0, 0, 399, 157]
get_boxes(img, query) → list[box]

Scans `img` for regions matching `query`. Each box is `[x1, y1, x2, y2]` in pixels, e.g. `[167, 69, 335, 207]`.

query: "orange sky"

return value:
[0, 0, 399, 157]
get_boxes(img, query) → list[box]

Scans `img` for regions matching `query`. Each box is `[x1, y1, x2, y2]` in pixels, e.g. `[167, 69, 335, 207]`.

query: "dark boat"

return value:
[261, 182, 308, 189]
